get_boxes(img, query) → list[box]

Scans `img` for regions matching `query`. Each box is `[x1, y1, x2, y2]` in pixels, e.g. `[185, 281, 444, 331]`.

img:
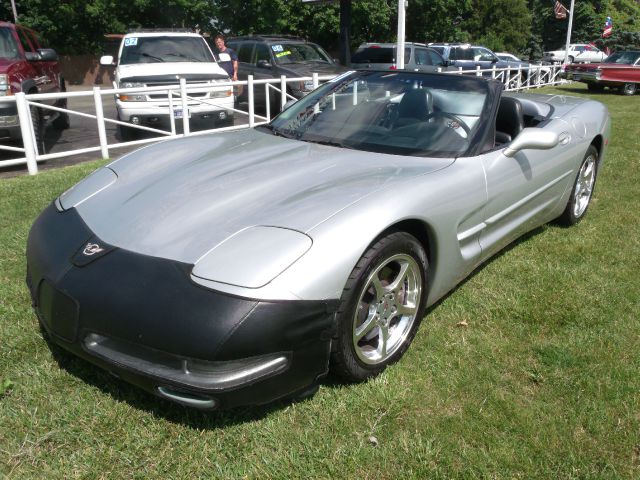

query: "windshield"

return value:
[271, 42, 332, 65]
[0, 27, 20, 60]
[605, 51, 640, 64]
[119, 36, 214, 65]
[266, 71, 493, 158]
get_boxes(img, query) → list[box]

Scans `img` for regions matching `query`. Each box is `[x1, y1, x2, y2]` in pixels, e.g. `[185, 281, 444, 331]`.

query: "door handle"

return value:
[559, 132, 571, 145]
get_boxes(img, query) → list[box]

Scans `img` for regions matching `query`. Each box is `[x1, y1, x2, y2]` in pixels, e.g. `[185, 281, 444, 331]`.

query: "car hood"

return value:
[70, 129, 453, 264]
[116, 62, 229, 81]
[566, 63, 600, 72]
[276, 62, 348, 78]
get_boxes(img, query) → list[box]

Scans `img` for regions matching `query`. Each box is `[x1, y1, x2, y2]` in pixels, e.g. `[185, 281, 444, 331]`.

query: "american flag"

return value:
[602, 16, 613, 38]
[554, 1, 568, 20]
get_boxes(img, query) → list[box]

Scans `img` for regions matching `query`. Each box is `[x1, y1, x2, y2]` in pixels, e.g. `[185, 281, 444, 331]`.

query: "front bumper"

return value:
[0, 101, 21, 139]
[117, 97, 235, 127]
[26, 204, 337, 409]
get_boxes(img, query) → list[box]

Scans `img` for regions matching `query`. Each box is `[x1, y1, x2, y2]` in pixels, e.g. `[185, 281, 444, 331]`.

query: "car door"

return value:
[478, 120, 576, 258]
[450, 46, 476, 70]
[413, 47, 435, 72]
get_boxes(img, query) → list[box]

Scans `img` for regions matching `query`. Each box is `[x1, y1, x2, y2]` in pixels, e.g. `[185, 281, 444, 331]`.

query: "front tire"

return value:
[330, 232, 428, 382]
[557, 145, 598, 226]
[30, 105, 45, 154]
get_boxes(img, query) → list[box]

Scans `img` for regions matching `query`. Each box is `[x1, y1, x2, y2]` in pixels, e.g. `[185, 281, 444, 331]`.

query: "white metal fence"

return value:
[0, 64, 565, 175]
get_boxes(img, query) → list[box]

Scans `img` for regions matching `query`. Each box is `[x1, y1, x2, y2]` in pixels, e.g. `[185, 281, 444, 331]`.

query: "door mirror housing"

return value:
[503, 128, 559, 157]
[257, 59, 272, 68]
[100, 55, 115, 66]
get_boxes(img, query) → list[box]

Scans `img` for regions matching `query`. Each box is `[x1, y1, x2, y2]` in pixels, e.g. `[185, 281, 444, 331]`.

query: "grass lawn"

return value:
[1, 82, 638, 478]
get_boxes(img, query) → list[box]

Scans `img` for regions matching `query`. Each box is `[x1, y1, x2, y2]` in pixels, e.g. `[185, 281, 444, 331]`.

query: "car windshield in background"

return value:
[271, 43, 332, 65]
[604, 51, 640, 65]
[119, 36, 214, 64]
[0, 27, 19, 60]
[351, 47, 412, 64]
[266, 71, 491, 158]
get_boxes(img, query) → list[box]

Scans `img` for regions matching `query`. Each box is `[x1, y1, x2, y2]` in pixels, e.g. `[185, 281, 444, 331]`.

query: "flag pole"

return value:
[396, 0, 406, 69]
[563, 0, 575, 64]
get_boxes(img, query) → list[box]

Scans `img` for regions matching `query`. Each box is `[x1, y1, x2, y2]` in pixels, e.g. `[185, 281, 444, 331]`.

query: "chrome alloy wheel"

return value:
[352, 254, 422, 365]
[573, 153, 596, 218]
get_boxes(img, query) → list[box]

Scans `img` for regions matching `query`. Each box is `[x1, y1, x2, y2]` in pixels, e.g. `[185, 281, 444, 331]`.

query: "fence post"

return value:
[312, 73, 319, 114]
[517, 65, 522, 89]
[15, 92, 37, 175]
[492, 65, 496, 79]
[248, 75, 255, 128]
[476, 65, 481, 77]
[280, 75, 287, 109]
[93, 87, 109, 160]
[180, 78, 190, 135]
[168, 89, 176, 135]
[265, 83, 271, 121]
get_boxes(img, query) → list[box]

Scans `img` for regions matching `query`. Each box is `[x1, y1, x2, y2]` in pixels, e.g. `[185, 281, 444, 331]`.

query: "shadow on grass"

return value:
[40, 223, 554, 428]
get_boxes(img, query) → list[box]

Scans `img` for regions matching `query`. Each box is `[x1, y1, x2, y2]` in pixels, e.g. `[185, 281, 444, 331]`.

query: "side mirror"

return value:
[257, 59, 272, 68]
[491, 57, 499, 63]
[503, 128, 559, 157]
[36, 48, 58, 61]
[100, 55, 115, 66]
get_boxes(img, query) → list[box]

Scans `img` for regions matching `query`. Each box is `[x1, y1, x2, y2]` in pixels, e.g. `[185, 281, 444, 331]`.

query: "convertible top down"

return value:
[27, 71, 610, 410]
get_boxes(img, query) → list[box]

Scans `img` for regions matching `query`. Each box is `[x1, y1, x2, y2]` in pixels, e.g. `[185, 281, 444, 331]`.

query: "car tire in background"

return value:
[557, 145, 598, 226]
[621, 83, 637, 95]
[330, 231, 428, 382]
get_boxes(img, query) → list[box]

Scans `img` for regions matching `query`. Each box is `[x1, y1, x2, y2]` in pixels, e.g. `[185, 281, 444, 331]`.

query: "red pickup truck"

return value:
[0, 21, 69, 153]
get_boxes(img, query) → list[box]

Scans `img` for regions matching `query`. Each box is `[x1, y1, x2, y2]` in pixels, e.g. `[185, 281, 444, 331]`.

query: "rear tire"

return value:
[330, 232, 428, 382]
[556, 145, 598, 226]
[621, 83, 636, 95]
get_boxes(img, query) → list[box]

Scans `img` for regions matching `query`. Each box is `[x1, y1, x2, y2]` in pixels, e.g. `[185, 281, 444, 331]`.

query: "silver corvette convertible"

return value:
[27, 71, 611, 410]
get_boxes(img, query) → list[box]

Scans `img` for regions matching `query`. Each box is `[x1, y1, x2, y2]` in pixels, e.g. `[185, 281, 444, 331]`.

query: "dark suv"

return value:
[226, 35, 347, 109]
[0, 22, 69, 153]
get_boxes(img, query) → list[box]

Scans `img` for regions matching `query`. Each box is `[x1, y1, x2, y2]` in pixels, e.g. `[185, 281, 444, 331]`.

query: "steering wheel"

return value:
[423, 111, 471, 137]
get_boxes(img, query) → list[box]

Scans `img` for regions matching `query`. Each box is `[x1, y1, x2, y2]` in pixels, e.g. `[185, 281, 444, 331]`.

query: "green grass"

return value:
[1, 83, 639, 478]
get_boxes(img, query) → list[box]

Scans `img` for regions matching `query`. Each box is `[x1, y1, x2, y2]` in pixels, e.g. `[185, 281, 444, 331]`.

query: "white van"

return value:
[100, 30, 234, 139]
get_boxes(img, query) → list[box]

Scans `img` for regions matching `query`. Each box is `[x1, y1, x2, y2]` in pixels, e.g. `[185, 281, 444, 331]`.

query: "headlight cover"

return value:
[119, 81, 146, 102]
[0, 74, 10, 96]
[192, 226, 312, 289]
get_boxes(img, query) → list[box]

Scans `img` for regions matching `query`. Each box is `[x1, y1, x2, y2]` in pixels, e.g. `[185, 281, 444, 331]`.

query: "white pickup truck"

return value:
[100, 31, 234, 140]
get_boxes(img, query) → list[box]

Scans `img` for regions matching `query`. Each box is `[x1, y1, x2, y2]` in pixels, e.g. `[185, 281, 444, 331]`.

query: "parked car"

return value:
[100, 30, 234, 140]
[542, 43, 607, 64]
[564, 50, 640, 95]
[351, 42, 453, 72]
[226, 35, 347, 111]
[0, 21, 69, 153]
[27, 71, 610, 410]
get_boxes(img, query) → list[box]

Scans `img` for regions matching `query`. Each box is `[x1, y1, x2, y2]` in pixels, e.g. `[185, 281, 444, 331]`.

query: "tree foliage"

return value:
[2, 0, 640, 58]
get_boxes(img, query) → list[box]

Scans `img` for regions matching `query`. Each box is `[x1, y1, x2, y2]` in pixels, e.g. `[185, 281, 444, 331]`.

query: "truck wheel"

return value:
[30, 105, 46, 154]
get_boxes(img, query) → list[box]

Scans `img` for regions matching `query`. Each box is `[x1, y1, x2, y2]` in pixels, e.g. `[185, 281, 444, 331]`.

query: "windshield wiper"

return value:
[256, 124, 296, 139]
[164, 52, 200, 62]
[304, 138, 349, 149]
[141, 52, 164, 62]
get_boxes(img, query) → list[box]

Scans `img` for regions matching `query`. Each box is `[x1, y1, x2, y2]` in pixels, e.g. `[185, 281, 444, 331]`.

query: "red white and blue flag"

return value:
[602, 16, 613, 38]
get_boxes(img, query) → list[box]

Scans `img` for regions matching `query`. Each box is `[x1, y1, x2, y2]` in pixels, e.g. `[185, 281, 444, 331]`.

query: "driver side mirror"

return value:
[100, 55, 115, 66]
[503, 128, 559, 157]
[257, 59, 272, 69]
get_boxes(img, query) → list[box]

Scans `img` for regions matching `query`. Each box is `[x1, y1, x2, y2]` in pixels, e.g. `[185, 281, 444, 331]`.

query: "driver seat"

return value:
[393, 88, 434, 128]
[495, 96, 524, 144]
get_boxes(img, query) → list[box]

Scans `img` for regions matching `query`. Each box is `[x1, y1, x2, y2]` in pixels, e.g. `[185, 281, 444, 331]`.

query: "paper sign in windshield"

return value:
[124, 37, 138, 47]
[271, 45, 284, 52]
